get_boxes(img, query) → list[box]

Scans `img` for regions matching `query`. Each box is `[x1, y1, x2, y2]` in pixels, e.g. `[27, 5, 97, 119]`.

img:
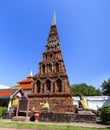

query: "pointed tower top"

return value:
[52, 12, 56, 26]
[30, 70, 33, 76]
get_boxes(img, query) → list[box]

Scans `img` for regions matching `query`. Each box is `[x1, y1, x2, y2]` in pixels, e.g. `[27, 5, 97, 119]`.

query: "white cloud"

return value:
[0, 84, 10, 89]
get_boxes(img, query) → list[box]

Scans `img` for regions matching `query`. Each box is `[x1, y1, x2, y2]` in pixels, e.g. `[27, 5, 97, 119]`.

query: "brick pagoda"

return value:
[28, 13, 76, 113]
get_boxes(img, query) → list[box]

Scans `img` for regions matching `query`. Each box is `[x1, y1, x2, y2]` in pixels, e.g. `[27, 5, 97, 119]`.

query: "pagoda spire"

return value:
[30, 70, 33, 76]
[46, 12, 60, 51]
[52, 12, 56, 26]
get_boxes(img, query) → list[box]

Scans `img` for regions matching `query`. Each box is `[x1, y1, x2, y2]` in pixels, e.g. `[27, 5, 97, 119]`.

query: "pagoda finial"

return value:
[30, 70, 33, 76]
[52, 11, 56, 26]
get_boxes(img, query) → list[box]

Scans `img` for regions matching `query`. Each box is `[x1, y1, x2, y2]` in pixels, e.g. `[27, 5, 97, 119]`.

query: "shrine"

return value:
[28, 13, 76, 113]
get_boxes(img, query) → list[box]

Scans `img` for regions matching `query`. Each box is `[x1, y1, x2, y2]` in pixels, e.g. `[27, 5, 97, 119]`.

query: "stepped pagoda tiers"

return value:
[28, 13, 76, 112]
[12, 71, 33, 95]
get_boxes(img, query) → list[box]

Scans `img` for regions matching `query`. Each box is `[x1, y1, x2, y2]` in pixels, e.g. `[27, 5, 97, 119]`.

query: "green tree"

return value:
[70, 83, 101, 96]
[101, 78, 110, 96]
[101, 104, 110, 124]
[0, 106, 7, 118]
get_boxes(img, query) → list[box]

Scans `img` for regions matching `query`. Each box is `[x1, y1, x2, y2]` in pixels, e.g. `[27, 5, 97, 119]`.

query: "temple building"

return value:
[28, 13, 76, 112]
[12, 71, 33, 95]
[0, 88, 24, 110]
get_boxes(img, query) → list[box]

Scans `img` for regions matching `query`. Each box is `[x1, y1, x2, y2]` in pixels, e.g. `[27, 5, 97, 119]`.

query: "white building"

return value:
[73, 96, 110, 110]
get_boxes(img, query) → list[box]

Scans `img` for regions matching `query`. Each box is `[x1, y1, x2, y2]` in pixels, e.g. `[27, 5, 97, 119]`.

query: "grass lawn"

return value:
[0, 121, 109, 130]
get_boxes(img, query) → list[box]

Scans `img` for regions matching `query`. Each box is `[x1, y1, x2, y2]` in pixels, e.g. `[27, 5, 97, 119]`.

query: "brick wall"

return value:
[39, 112, 96, 123]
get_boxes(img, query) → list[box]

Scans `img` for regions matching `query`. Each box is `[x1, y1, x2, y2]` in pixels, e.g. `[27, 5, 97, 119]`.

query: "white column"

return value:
[8, 99, 12, 111]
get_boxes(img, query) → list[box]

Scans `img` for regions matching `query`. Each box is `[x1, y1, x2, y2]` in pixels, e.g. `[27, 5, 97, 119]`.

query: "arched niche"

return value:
[42, 64, 45, 73]
[36, 80, 41, 93]
[49, 63, 52, 72]
[56, 79, 62, 92]
[45, 54, 47, 60]
[46, 79, 51, 93]
[56, 62, 59, 72]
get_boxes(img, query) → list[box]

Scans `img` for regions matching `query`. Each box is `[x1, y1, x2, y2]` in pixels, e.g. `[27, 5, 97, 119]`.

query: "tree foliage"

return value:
[101, 104, 110, 124]
[101, 78, 110, 96]
[70, 83, 101, 96]
[0, 106, 7, 118]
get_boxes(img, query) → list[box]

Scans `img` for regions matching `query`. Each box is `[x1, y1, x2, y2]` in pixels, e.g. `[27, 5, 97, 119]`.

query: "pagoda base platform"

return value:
[12, 116, 30, 122]
[38, 112, 96, 123]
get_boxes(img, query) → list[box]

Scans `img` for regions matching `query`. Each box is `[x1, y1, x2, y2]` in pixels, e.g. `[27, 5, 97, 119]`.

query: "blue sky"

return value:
[0, 0, 110, 88]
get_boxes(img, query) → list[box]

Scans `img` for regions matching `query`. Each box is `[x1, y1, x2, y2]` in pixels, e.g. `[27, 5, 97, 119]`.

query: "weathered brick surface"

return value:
[29, 96, 76, 112]
[4, 112, 15, 119]
[39, 112, 96, 123]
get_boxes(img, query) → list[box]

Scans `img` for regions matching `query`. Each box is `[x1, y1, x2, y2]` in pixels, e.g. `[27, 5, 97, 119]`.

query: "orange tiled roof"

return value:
[18, 76, 33, 84]
[0, 88, 19, 98]
[12, 74, 33, 90]
[12, 84, 32, 90]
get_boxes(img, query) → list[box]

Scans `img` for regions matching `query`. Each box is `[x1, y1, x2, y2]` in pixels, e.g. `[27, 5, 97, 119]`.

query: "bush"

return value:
[101, 104, 110, 124]
[0, 106, 7, 118]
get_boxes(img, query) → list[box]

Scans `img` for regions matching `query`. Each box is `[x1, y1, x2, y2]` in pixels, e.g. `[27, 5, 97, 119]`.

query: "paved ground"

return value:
[0, 119, 110, 130]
